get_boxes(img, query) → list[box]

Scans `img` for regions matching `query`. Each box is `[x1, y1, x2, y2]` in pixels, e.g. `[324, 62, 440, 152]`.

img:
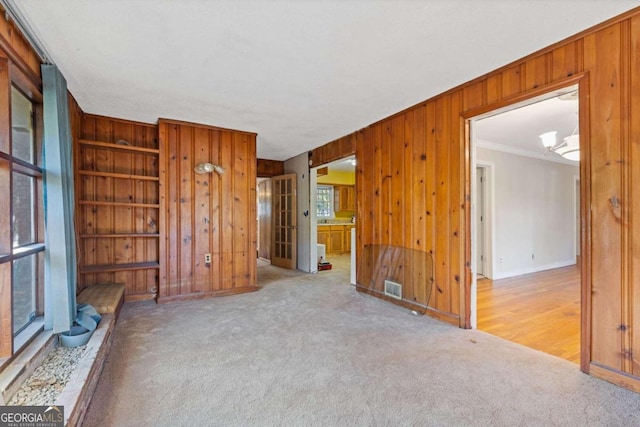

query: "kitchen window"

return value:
[316, 185, 334, 218]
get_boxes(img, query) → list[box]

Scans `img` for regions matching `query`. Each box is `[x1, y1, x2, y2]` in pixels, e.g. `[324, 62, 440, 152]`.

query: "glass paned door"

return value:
[271, 174, 297, 269]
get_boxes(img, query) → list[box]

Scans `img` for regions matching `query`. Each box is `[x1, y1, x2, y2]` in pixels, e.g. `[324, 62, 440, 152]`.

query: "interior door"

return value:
[476, 167, 485, 277]
[257, 178, 272, 260]
[271, 173, 297, 269]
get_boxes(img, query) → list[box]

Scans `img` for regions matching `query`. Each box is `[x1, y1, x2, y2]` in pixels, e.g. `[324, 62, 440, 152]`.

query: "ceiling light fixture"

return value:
[194, 162, 225, 175]
[539, 129, 579, 162]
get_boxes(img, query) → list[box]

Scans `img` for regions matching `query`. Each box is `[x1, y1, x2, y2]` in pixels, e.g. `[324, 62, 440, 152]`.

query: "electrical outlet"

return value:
[205, 253, 212, 263]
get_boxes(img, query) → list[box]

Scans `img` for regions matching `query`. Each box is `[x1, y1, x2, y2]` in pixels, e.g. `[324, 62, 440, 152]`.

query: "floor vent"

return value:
[384, 280, 402, 300]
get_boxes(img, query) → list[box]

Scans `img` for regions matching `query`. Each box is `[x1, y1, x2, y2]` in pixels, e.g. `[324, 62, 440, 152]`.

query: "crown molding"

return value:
[475, 139, 578, 166]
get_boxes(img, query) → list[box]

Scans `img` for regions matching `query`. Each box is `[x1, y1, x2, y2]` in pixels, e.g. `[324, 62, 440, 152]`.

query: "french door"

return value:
[271, 173, 297, 269]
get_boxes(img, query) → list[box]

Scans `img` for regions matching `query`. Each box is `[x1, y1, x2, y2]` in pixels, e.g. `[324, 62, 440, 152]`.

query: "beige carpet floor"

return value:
[83, 260, 640, 426]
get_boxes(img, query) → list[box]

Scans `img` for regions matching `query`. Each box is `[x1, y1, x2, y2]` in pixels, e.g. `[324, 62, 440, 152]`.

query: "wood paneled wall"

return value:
[257, 158, 284, 177]
[76, 114, 160, 300]
[329, 8, 640, 391]
[310, 133, 356, 167]
[158, 119, 257, 302]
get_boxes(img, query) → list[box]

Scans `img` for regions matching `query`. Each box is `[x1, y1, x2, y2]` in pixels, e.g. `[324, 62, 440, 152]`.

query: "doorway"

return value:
[271, 173, 297, 269]
[257, 178, 272, 262]
[311, 155, 356, 282]
[470, 85, 582, 363]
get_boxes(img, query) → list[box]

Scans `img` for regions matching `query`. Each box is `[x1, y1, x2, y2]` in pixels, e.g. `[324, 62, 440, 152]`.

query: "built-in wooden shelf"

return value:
[80, 261, 160, 274]
[79, 233, 160, 239]
[79, 170, 160, 181]
[78, 200, 160, 208]
[79, 139, 159, 155]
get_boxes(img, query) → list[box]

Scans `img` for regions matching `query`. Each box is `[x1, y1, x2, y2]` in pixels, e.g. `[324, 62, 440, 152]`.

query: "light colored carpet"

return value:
[84, 261, 640, 426]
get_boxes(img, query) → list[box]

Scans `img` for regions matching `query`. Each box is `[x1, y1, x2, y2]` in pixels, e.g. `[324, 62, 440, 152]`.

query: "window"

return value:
[316, 185, 334, 218]
[0, 86, 44, 341]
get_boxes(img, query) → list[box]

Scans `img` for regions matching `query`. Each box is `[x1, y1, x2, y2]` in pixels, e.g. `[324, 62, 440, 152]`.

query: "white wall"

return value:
[284, 153, 316, 272]
[477, 147, 579, 279]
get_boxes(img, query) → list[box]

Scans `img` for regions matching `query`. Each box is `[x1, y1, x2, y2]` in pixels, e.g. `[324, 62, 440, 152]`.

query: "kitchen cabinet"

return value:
[317, 227, 330, 249]
[334, 185, 355, 211]
[329, 226, 344, 253]
[317, 224, 355, 255]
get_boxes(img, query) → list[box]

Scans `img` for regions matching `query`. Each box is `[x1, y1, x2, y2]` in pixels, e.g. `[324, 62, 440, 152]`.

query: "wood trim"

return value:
[78, 170, 160, 181]
[158, 117, 257, 136]
[462, 117, 471, 329]
[80, 261, 160, 274]
[590, 363, 640, 393]
[82, 113, 157, 128]
[157, 286, 259, 304]
[579, 75, 593, 373]
[460, 73, 587, 119]
[78, 201, 160, 208]
[124, 294, 156, 303]
[257, 158, 284, 177]
[461, 74, 592, 337]
[620, 19, 632, 375]
[0, 263, 11, 357]
[79, 139, 160, 155]
[79, 233, 159, 239]
[355, 286, 460, 326]
[0, 27, 40, 90]
[10, 63, 41, 103]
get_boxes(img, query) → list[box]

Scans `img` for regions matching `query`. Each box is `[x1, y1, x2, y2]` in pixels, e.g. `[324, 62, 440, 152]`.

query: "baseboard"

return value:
[124, 293, 156, 303]
[355, 286, 460, 326]
[157, 286, 259, 304]
[589, 362, 640, 394]
[493, 259, 576, 280]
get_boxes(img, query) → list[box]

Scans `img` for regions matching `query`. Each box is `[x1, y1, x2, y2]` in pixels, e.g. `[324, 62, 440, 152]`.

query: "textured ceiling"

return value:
[15, 0, 640, 160]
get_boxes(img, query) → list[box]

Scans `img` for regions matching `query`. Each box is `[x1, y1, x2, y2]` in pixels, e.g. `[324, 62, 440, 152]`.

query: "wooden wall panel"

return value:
[257, 158, 284, 177]
[346, 6, 640, 391]
[631, 14, 640, 378]
[310, 134, 356, 167]
[158, 119, 257, 302]
[584, 25, 624, 371]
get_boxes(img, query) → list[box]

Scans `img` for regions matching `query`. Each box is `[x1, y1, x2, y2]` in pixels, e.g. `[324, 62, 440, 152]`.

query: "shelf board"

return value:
[79, 233, 160, 238]
[79, 200, 160, 208]
[79, 170, 159, 181]
[79, 139, 160, 155]
[80, 261, 160, 274]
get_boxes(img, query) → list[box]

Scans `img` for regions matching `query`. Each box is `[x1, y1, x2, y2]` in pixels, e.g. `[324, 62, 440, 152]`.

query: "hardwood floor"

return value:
[477, 265, 580, 363]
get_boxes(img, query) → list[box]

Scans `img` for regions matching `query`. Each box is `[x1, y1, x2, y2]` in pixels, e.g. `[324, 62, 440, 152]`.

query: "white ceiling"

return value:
[473, 89, 579, 163]
[15, 0, 640, 160]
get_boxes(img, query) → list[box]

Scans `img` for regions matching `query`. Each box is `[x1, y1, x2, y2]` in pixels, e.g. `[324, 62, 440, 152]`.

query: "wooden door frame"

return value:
[461, 74, 591, 371]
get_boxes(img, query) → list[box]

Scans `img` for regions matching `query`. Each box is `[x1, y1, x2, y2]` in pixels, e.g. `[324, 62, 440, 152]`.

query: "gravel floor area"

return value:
[8, 345, 87, 406]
